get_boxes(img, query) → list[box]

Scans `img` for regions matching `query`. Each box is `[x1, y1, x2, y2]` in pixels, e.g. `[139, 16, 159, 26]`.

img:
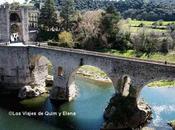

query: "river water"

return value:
[140, 87, 175, 130]
[0, 78, 174, 130]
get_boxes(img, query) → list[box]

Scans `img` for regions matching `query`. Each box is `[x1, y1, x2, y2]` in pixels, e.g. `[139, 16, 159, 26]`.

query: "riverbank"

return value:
[76, 65, 112, 86]
[76, 75, 112, 87]
[148, 80, 175, 88]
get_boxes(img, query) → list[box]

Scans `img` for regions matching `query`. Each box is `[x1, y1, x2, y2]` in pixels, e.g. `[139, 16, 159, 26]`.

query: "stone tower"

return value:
[0, 4, 29, 43]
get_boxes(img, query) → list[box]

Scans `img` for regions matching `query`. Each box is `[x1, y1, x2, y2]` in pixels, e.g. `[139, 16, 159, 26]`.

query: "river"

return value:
[0, 77, 174, 130]
[140, 87, 175, 130]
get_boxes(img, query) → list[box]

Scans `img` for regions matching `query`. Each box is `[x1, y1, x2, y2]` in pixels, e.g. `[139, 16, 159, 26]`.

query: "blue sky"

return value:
[0, 0, 25, 4]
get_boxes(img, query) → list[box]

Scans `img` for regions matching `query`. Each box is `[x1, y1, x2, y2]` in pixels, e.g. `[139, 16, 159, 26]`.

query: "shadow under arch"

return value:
[29, 55, 54, 88]
[10, 24, 20, 33]
[10, 24, 21, 42]
[67, 65, 114, 101]
[10, 12, 21, 22]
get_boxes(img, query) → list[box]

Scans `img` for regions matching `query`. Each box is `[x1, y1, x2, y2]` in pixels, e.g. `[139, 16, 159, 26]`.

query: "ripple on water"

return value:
[152, 105, 175, 126]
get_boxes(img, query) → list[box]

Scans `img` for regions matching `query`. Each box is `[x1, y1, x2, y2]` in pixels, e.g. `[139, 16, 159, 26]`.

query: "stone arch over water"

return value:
[27, 47, 175, 101]
[67, 65, 114, 101]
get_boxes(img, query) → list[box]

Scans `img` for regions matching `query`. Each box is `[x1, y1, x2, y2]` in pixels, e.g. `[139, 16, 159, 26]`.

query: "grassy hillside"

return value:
[99, 49, 175, 87]
[119, 19, 175, 34]
[101, 49, 175, 63]
[129, 20, 175, 26]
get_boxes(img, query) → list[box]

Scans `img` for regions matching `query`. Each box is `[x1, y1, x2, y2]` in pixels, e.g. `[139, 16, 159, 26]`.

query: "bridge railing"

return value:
[31, 44, 175, 67]
[0, 44, 175, 67]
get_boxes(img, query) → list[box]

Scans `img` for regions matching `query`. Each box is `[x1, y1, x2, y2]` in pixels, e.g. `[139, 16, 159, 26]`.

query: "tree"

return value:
[38, 0, 57, 31]
[132, 29, 158, 57]
[99, 6, 123, 49]
[161, 39, 169, 54]
[100, 6, 120, 35]
[58, 31, 74, 47]
[10, 2, 20, 10]
[60, 0, 75, 31]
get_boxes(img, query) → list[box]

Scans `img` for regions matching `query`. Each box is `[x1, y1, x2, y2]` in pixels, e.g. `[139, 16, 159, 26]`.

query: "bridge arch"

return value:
[27, 46, 175, 101]
[67, 65, 115, 101]
[29, 55, 54, 88]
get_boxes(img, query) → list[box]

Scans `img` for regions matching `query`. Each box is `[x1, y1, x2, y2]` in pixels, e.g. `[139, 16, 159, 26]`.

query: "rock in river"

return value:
[18, 85, 47, 99]
[102, 75, 152, 129]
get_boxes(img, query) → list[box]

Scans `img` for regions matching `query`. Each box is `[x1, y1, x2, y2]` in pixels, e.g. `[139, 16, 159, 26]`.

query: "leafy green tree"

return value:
[58, 31, 74, 47]
[132, 29, 158, 57]
[60, 0, 75, 31]
[38, 0, 57, 31]
[100, 6, 120, 35]
[161, 39, 169, 54]
[100, 6, 128, 50]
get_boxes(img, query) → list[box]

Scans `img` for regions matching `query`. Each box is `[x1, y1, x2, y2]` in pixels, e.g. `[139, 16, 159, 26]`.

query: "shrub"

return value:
[58, 31, 74, 48]
[37, 31, 58, 42]
[112, 32, 132, 51]
[82, 36, 102, 51]
[161, 39, 169, 54]
[138, 23, 144, 27]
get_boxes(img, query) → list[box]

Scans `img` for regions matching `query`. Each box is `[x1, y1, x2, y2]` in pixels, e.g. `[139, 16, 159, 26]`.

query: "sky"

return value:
[0, 0, 26, 4]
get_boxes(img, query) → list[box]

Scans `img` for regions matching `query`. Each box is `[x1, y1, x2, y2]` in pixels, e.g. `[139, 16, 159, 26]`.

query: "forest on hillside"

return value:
[29, 0, 175, 21]
[54, 0, 175, 21]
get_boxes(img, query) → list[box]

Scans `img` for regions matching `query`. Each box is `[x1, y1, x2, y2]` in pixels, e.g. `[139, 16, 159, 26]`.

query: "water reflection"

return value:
[0, 78, 113, 130]
[140, 87, 175, 129]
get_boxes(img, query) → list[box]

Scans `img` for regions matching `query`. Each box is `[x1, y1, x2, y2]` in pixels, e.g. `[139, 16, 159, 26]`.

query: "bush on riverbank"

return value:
[78, 65, 108, 78]
[76, 65, 112, 85]
[148, 80, 175, 87]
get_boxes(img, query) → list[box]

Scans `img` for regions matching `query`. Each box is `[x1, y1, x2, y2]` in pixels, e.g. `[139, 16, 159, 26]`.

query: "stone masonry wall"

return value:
[0, 46, 175, 101]
[0, 46, 30, 89]
[0, 5, 10, 42]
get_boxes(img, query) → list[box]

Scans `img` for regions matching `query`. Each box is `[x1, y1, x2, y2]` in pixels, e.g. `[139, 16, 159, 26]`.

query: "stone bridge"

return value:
[0, 45, 175, 101]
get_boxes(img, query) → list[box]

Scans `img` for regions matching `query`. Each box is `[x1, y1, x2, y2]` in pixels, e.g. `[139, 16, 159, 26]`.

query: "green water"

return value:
[0, 78, 113, 130]
[0, 78, 174, 130]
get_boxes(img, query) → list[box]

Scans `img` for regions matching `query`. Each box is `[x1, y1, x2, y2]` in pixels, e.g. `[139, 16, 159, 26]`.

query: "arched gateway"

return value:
[0, 45, 174, 101]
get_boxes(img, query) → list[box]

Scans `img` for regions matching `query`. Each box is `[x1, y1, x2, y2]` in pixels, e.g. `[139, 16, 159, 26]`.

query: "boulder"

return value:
[18, 85, 32, 99]
[103, 95, 152, 129]
[18, 85, 47, 99]
[103, 75, 152, 129]
[168, 120, 175, 130]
